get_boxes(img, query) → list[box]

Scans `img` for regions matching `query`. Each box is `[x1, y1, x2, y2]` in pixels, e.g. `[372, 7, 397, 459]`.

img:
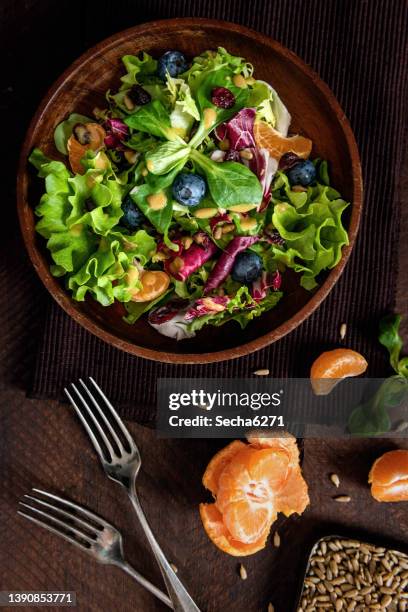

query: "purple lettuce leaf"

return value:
[204, 235, 259, 293]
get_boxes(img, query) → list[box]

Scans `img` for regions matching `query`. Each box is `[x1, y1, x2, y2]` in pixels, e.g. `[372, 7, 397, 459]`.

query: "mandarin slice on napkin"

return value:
[310, 348, 368, 395]
[369, 449, 408, 502]
[199, 433, 309, 556]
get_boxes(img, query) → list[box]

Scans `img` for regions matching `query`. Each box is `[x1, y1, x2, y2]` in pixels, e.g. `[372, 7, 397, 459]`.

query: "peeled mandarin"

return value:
[369, 449, 408, 502]
[199, 433, 309, 556]
[254, 120, 312, 160]
[310, 348, 368, 395]
[67, 135, 89, 175]
[131, 271, 170, 302]
[67, 123, 106, 175]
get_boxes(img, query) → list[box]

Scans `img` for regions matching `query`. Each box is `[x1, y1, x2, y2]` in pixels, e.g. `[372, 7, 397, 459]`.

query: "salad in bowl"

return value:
[29, 47, 349, 341]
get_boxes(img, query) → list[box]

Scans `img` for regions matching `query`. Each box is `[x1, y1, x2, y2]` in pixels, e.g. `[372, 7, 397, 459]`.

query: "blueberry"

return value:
[121, 195, 144, 231]
[172, 172, 206, 207]
[287, 160, 316, 187]
[232, 251, 263, 283]
[157, 51, 188, 80]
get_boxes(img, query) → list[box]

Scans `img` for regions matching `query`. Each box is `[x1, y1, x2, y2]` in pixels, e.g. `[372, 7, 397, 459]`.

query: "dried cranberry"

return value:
[224, 149, 240, 162]
[211, 87, 235, 109]
[264, 227, 285, 246]
[128, 84, 151, 106]
[279, 152, 301, 171]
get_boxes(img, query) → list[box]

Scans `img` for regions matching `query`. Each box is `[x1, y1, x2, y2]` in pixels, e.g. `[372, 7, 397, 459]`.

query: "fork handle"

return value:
[128, 487, 201, 612]
[117, 560, 173, 609]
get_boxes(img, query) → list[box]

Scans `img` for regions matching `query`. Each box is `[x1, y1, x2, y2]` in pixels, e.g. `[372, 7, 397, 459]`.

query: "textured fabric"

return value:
[30, 0, 408, 421]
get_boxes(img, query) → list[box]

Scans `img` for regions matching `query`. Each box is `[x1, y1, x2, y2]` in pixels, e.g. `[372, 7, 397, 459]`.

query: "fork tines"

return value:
[18, 488, 103, 550]
[64, 378, 135, 464]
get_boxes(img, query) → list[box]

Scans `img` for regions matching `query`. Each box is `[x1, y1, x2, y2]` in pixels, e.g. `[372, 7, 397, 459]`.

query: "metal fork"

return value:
[64, 378, 200, 612]
[18, 488, 172, 608]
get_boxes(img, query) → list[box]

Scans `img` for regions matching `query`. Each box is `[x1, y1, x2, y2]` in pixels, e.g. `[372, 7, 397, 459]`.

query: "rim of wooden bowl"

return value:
[17, 17, 363, 364]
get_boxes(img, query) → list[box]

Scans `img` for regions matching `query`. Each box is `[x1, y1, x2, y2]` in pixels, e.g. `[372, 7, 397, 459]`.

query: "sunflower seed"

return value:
[170, 563, 178, 573]
[267, 603, 274, 612]
[273, 531, 281, 548]
[253, 369, 270, 376]
[330, 473, 341, 488]
[239, 564, 247, 580]
[340, 323, 347, 339]
[334, 495, 351, 503]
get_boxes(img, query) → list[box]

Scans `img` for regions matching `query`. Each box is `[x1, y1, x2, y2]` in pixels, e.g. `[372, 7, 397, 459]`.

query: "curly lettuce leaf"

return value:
[68, 230, 156, 305]
[250, 81, 291, 136]
[119, 52, 158, 89]
[270, 171, 349, 289]
[31, 149, 126, 238]
[165, 73, 200, 137]
[184, 47, 253, 94]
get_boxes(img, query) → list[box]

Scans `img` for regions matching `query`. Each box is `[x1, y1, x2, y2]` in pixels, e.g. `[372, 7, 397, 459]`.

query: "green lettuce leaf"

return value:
[165, 73, 200, 137]
[123, 288, 172, 324]
[184, 47, 253, 94]
[190, 149, 263, 208]
[125, 99, 180, 140]
[68, 229, 156, 305]
[271, 171, 349, 289]
[145, 141, 190, 175]
[188, 286, 282, 332]
[119, 52, 158, 89]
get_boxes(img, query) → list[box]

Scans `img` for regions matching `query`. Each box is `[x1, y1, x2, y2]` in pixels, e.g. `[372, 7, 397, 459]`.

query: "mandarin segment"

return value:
[199, 503, 270, 556]
[223, 499, 276, 544]
[254, 121, 312, 160]
[275, 466, 310, 516]
[310, 348, 368, 395]
[246, 431, 300, 466]
[202, 440, 246, 496]
[369, 450, 408, 502]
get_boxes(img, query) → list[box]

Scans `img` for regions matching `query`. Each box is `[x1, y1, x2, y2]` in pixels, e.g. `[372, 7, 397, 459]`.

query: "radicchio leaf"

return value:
[104, 118, 129, 150]
[164, 233, 217, 281]
[252, 270, 282, 300]
[225, 107, 256, 150]
[204, 235, 259, 293]
[148, 301, 195, 340]
[184, 296, 230, 321]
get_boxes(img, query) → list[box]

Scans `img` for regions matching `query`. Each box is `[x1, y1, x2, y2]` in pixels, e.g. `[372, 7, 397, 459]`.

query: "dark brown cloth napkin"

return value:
[30, 0, 408, 422]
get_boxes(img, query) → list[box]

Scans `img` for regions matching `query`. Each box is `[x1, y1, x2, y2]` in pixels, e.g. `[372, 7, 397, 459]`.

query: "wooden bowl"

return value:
[17, 18, 362, 364]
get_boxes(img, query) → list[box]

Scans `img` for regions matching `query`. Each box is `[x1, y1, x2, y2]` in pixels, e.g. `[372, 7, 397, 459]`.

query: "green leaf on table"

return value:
[348, 376, 408, 436]
[379, 314, 404, 374]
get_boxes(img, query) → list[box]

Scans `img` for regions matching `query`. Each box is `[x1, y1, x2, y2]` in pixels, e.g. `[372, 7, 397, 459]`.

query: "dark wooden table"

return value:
[1, 1, 407, 611]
